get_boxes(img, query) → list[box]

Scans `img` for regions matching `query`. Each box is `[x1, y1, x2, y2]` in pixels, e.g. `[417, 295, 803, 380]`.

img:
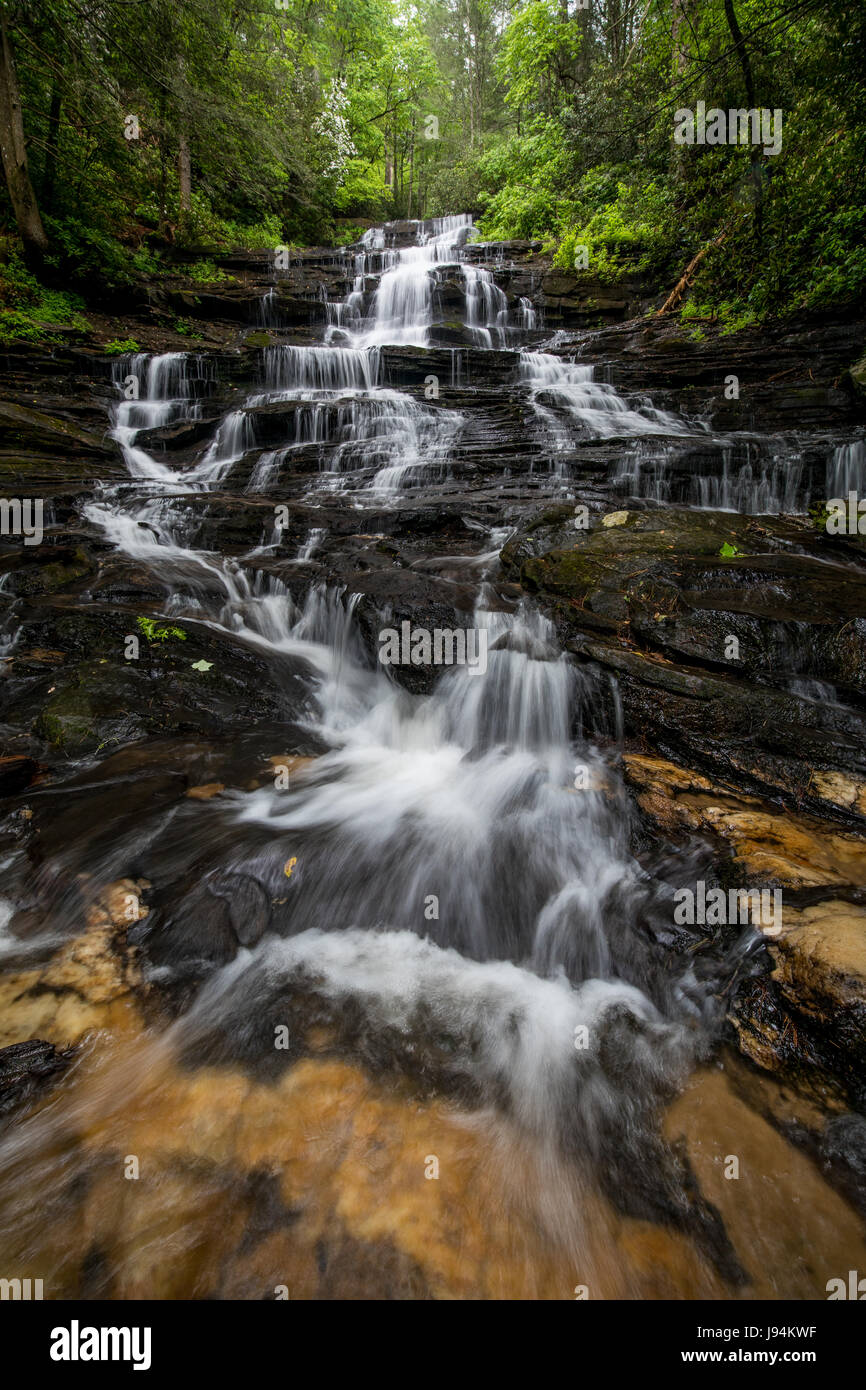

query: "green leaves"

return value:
[136, 617, 187, 643]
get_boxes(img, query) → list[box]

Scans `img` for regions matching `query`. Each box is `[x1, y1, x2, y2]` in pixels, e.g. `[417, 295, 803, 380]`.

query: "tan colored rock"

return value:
[3, 1047, 726, 1301]
[770, 899, 866, 1021]
[664, 1068, 866, 1297]
[265, 754, 316, 776]
[0, 878, 148, 1048]
[812, 769, 866, 818]
[624, 753, 866, 888]
[186, 782, 225, 800]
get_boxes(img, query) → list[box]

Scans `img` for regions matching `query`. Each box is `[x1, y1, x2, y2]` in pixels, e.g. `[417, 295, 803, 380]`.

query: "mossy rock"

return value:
[36, 683, 94, 749]
[844, 351, 866, 400]
[11, 548, 94, 596]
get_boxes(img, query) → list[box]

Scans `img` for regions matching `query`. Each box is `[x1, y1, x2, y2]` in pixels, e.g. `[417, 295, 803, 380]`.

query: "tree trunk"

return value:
[384, 128, 393, 186]
[406, 120, 415, 221]
[723, 0, 763, 239]
[43, 83, 62, 213]
[671, 0, 692, 75]
[0, 14, 49, 265]
[178, 131, 192, 219]
[158, 93, 168, 234]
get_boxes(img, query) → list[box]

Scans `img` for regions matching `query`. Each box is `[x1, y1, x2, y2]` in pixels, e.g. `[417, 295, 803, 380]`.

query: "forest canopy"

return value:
[0, 0, 864, 329]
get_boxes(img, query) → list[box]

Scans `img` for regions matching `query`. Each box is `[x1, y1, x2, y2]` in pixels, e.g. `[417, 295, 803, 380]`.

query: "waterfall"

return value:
[262, 344, 381, 393]
[463, 265, 509, 347]
[110, 351, 210, 483]
[10, 209, 837, 1303]
[520, 351, 694, 442]
[193, 409, 256, 484]
[338, 214, 478, 348]
[827, 438, 866, 495]
[613, 438, 810, 513]
[518, 296, 537, 330]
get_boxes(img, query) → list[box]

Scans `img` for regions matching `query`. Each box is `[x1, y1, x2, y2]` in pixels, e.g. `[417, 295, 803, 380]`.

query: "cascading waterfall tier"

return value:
[5, 208, 862, 1303]
[80, 216, 825, 1175]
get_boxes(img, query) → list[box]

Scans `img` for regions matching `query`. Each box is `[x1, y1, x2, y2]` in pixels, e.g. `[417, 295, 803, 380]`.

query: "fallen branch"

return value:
[657, 231, 727, 316]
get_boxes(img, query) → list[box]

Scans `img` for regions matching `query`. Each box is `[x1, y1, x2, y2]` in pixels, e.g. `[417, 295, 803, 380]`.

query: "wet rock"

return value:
[821, 1113, 866, 1184]
[0, 755, 40, 797]
[186, 782, 225, 800]
[504, 506, 866, 818]
[769, 901, 866, 1067]
[0, 877, 148, 1048]
[3, 544, 97, 598]
[0, 1038, 75, 1117]
[2, 606, 299, 759]
[663, 1066, 866, 1295]
[206, 870, 272, 947]
[0, 399, 117, 458]
[727, 898, 866, 1107]
[846, 351, 866, 401]
[624, 754, 866, 888]
[569, 311, 866, 430]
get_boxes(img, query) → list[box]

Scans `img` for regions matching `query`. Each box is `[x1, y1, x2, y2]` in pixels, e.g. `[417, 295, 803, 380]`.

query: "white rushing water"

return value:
[80, 217, 771, 1137]
[520, 351, 694, 444]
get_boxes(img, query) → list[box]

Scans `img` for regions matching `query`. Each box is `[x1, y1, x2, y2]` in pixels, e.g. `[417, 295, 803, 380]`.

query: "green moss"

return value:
[521, 547, 608, 596]
[37, 684, 94, 749]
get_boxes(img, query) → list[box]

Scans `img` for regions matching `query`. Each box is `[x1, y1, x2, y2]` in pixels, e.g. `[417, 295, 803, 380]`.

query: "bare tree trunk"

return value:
[392, 128, 398, 201]
[43, 82, 62, 213]
[406, 119, 415, 221]
[575, 3, 591, 82]
[671, 0, 693, 184]
[384, 127, 393, 186]
[157, 92, 168, 234]
[671, 0, 692, 75]
[178, 131, 191, 219]
[723, 0, 763, 239]
[0, 14, 49, 264]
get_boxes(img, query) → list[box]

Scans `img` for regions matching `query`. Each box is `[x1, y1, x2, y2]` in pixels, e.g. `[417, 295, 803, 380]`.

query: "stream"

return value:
[0, 215, 865, 1300]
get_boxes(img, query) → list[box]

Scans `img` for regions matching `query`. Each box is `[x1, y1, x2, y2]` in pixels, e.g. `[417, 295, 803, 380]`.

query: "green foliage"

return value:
[473, 0, 866, 320]
[475, 122, 570, 239]
[44, 216, 138, 288]
[809, 502, 832, 529]
[719, 542, 744, 558]
[136, 617, 187, 643]
[184, 260, 234, 285]
[681, 298, 759, 335]
[0, 0, 862, 323]
[0, 251, 90, 344]
[554, 175, 680, 282]
[104, 338, 141, 354]
[496, 0, 583, 114]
